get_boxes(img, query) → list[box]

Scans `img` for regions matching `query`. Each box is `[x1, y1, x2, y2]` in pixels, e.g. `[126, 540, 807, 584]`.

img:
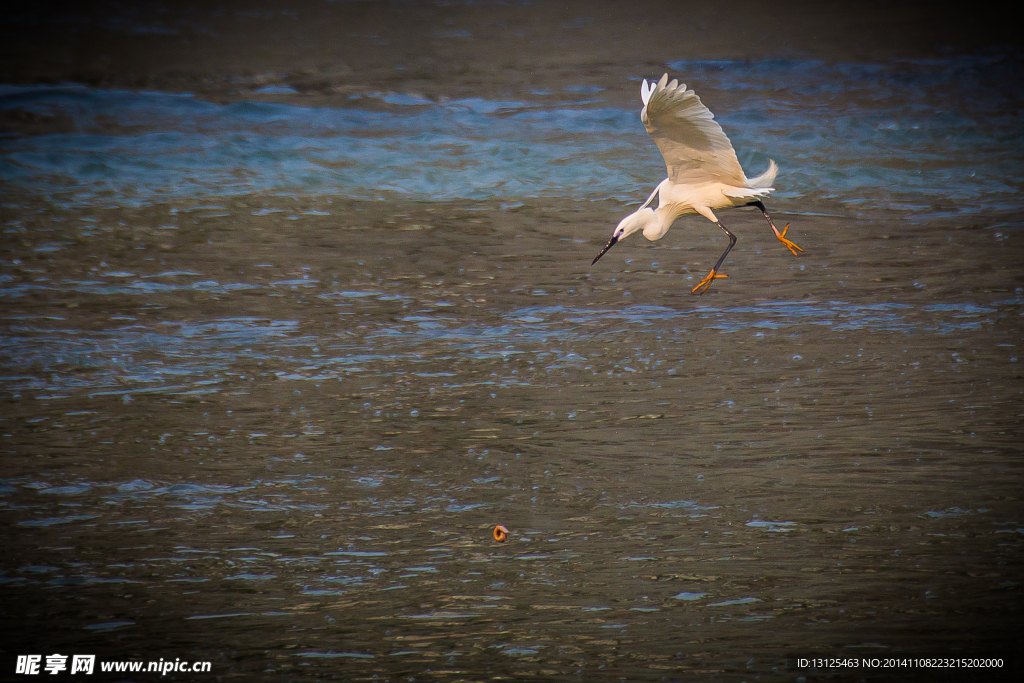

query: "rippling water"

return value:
[1, 298, 1019, 400]
[2, 35, 1023, 683]
[3, 54, 1022, 220]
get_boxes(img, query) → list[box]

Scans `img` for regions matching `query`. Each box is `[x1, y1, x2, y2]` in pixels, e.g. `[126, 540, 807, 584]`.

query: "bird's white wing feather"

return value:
[640, 79, 654, 106]
[641, 74, 746, 186]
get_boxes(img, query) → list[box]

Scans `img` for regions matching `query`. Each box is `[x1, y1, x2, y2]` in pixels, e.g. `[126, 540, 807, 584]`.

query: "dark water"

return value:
[2, 27, 1023, 683]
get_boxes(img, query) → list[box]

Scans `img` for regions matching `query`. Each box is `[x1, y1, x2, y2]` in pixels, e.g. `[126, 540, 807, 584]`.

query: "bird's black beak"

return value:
[591, 235, 618, 265]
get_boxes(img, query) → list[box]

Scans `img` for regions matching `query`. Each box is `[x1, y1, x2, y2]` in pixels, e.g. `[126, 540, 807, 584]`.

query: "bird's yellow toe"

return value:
[775, 223, 803, 255]
[691, 271, 727, 295]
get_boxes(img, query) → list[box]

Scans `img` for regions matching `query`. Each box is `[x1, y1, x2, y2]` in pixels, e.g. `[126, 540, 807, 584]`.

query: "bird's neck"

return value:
[643, 208, 675, 241]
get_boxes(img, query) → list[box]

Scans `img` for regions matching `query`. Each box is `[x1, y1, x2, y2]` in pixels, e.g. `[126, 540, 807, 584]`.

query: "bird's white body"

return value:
[592, 74, 800, 294]
[614, 74, 778, 243]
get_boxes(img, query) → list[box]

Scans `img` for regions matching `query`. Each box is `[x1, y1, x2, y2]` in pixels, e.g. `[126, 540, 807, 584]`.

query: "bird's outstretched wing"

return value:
[640, 74, 746, 186]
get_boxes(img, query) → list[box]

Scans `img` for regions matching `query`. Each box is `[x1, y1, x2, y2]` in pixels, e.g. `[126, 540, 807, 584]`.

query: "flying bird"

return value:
[591, 74, 801, 294]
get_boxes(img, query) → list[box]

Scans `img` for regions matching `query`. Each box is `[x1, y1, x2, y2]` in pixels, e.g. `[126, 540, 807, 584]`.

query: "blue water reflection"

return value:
[2, 53, 1022, 219]
[1, 298, 1015, 398]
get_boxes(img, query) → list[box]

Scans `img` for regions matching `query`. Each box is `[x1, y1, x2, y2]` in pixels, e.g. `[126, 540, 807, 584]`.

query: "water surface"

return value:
[2, 23, 1023, 683]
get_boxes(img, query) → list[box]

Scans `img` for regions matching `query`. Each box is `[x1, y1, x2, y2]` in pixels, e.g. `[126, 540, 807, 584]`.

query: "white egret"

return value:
[591, 74, 801, 294]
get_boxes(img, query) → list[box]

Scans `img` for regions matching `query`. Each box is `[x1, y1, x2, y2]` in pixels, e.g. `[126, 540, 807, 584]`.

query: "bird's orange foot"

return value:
[774, 223, 803, 256]
[691, 270, 727, 295]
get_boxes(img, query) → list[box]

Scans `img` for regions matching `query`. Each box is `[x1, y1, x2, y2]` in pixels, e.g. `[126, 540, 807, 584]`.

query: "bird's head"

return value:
[591, 208, 656, 266]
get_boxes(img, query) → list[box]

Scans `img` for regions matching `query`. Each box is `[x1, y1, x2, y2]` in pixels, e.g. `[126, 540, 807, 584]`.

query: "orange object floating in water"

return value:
[492, 525, 509, 543]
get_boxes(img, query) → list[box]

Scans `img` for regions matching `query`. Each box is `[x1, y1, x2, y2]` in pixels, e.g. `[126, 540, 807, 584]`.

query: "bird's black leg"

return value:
[747, 200, 802, 256]
[692, 221, 737, 295]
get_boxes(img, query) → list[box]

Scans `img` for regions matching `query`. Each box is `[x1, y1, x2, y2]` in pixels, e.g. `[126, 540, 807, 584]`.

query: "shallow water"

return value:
[2, 24, 1024, 683]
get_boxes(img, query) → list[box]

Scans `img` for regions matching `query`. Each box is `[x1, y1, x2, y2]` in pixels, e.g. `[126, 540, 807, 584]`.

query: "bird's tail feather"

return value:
[746, 159, 778, 188]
